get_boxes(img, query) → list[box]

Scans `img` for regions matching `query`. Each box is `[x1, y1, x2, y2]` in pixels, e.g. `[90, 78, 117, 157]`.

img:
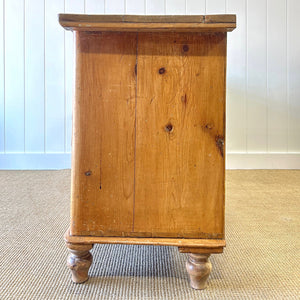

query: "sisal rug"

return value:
[0, 170, 299, 299]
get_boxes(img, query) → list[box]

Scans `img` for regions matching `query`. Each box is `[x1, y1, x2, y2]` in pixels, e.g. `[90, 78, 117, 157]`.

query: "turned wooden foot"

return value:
[186, 253, 212, 290]
[66, 243, 93, 283]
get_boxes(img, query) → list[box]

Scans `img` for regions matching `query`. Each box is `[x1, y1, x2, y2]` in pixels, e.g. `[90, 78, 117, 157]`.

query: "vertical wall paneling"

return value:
[0, 0, 4, 152]
[247, 0, 267, 152]
[45, 0, 65, 152]
[1, 0, 300, 169]
[65, 1, 85, 153]
[205, 0, 226, 14]
[267, 0, 287, 152]
[4, 0, 25, 152]
[105, 0, 125, 14]
[186, 0, 205, 14]
[25, 0, 45, 152]
[146, 0, 165, 14]
[166, 0, 186, 14]
[226, 0, 247, 152]
[85, 0, 105, 13]
[288, 0, 300, 151]
[126, 0, 145, 14]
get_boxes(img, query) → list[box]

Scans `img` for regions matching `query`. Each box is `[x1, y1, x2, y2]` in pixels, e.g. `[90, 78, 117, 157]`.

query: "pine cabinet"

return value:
[59, 14, 236, 289]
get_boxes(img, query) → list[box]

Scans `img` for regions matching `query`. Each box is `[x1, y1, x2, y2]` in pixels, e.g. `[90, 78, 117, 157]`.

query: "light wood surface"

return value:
[65, 229, 225, 249]
[70, 31, 226, 239]
[178, 247, 223, 254]
[60, 14, 234, 288]
[59, 14, 236, 24]
[70, 31, 137, 236]
[134, 32, 226, 238]
[58, 14, 236, 32]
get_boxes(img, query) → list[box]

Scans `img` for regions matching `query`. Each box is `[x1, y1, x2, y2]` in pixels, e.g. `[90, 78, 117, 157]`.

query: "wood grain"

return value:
[70, 31, 137, 236]
[65, 229, 226, 248]
[59, 14, 236, 23]
[134, 32, 226, 239]
[58, 14, 236, 32]
[178, 247, 223, 254]
[62, 21, 232, 286]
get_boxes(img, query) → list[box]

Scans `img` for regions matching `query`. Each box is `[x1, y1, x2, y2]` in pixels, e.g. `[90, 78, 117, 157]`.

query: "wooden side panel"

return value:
[134, 33, 226, 239]
[70, 32, 137, 236]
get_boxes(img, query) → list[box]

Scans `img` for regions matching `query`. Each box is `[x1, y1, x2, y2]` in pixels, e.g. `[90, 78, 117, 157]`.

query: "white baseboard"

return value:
[0, 153, 71, 170]
[226, 153, 300, 169]
[0, 153, 299, 170]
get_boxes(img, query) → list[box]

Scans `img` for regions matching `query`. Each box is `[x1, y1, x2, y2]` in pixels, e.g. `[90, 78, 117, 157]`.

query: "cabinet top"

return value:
[59, 14, 236, 32]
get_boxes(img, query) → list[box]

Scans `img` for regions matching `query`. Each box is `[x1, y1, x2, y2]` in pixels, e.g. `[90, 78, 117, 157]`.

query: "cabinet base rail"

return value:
[65, 228, 225, 289]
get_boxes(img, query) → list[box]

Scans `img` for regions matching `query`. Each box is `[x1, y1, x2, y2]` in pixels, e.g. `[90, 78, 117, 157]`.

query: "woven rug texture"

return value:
[0, 170, 299, 299]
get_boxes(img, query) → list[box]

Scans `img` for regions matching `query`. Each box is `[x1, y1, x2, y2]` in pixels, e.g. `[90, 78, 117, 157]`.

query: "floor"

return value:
[0, 170, 299, 299]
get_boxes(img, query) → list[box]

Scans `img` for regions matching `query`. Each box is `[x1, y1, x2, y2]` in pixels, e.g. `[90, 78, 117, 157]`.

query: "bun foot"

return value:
[186, 253, 212, 290]
[66, 243, 93, 283]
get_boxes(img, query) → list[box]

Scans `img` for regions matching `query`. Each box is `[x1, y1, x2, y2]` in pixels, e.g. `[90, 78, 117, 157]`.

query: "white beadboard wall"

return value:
[0, 0, 300, 169]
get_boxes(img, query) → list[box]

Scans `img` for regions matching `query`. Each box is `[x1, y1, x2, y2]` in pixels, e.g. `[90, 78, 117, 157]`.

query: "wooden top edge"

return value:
[58, 14, 236, 32]
[64, 229, 226, 248]
[59, 14, 236, 24]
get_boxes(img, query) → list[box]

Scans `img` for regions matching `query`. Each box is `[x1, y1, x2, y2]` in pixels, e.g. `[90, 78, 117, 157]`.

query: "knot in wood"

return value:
[165, 123, 173, 133]
[158, 67, 166, 74]
[215, 136, 224, 157]
[183, 44, 189, 52]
